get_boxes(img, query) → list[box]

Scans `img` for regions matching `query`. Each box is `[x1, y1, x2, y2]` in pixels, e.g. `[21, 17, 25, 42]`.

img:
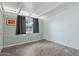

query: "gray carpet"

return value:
[1, 39, 79, 56]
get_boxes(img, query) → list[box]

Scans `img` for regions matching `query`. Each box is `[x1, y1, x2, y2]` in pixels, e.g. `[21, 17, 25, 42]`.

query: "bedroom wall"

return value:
[0, 10, 3, 51]
[43, 5, 79, 50]
[3, 12, 43, 47]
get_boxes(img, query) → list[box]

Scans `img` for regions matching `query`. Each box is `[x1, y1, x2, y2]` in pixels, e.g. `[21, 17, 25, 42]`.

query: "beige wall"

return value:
[0, 10, 3, 52]
[43, 5, 79, 50]
[3, 12, 43, 47]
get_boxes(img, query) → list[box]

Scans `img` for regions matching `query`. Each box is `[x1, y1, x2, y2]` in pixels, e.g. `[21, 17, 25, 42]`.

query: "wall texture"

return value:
[43, 5, 79, 50]
[0, 10, 3, 51]
[3, 12, 43, 47]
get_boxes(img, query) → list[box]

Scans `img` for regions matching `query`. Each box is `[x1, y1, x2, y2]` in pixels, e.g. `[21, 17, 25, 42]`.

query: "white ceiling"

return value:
[0, 2, 79, 19]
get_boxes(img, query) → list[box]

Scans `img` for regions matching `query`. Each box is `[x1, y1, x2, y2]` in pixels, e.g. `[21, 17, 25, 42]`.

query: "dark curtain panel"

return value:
[16, 15, 26, 34]
[33, 18, 39, 33]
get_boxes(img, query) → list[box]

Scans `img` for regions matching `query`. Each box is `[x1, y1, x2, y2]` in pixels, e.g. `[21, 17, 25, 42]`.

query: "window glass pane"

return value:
[25, 17, 33, 33]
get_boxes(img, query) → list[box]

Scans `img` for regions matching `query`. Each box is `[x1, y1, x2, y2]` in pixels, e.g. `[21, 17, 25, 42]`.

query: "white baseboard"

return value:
[45, 39, 79, 50]
[4, 39, 42, 48]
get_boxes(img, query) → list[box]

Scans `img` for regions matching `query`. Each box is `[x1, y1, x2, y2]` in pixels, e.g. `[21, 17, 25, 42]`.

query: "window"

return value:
[16, 15, 39, 35]
[25, 17, 33, 33]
